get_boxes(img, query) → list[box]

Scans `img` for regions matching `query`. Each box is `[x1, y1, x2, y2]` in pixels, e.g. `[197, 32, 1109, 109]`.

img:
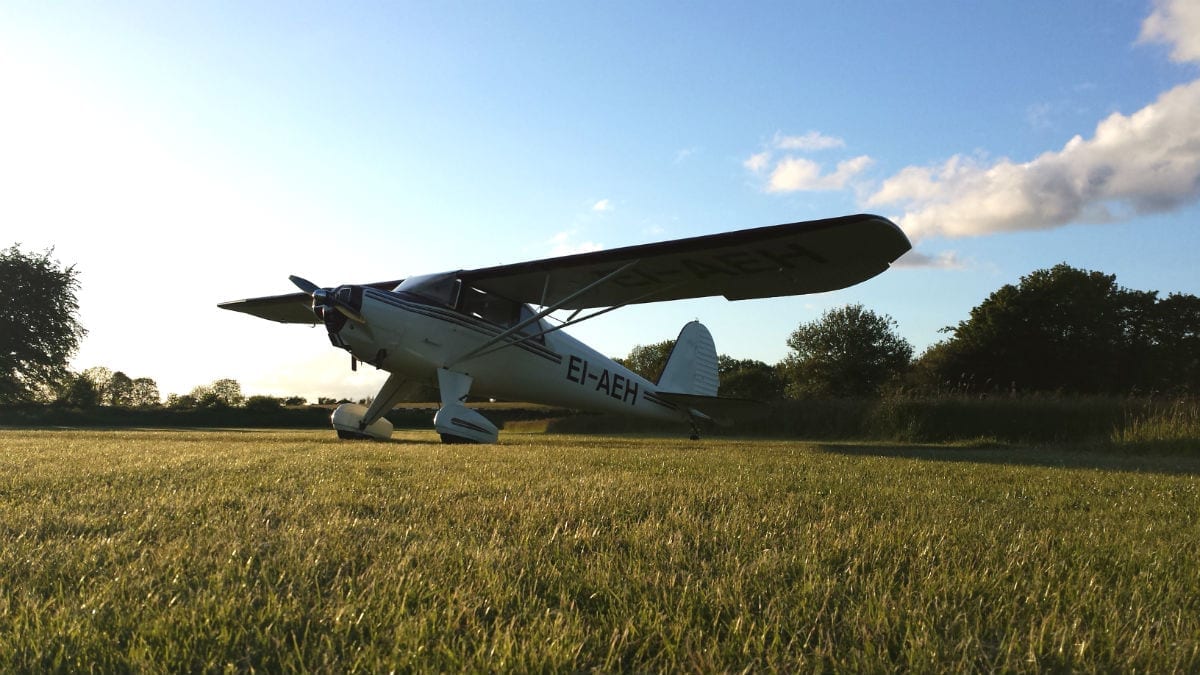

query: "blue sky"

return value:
[3, 1, 1199, 401]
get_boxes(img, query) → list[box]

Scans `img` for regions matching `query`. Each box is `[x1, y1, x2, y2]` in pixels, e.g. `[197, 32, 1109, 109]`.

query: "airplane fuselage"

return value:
[332, 286, 686, 423]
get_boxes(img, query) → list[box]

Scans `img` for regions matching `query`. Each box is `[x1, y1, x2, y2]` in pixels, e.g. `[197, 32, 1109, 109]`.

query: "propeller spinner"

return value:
[289, 275, 367, 325]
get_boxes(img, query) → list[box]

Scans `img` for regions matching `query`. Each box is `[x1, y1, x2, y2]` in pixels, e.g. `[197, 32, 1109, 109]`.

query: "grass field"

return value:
[2, 429, 1198, 672]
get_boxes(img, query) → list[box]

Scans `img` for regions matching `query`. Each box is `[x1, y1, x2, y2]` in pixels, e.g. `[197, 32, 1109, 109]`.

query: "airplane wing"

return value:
[218, 291, 316, 324]
[219, 280, 404, 324]
[220, 214, 908, 321]
[458, 213, 910, 309]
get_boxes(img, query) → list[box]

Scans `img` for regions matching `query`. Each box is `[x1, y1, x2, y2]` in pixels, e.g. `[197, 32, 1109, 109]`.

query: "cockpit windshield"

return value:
[394, 272, 461, 307]
[395, 274, 548, 343]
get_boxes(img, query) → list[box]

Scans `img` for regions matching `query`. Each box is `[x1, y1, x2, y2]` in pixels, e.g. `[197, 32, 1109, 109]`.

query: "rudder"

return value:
[657, 321, 719, 396]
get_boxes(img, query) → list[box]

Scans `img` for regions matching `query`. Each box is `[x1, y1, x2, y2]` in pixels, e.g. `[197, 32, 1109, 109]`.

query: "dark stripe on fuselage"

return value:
[363, 288, 563, 365]
[642, 392, 679, 411]
[451, 417, 491, 434]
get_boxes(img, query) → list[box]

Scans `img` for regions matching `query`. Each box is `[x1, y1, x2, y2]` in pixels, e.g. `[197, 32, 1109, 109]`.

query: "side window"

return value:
[459, 287, 520, 327]
[517, 305, 546, 344]
[457, 289, 546, 344]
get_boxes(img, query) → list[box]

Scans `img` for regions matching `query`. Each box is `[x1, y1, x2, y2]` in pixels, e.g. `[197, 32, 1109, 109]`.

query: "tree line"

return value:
[619, 263, 1199, 399]
[4, 244, 1198, 408]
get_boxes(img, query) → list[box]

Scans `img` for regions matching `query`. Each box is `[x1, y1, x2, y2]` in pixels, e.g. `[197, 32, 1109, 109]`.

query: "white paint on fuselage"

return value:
[335, 288, 686, 423]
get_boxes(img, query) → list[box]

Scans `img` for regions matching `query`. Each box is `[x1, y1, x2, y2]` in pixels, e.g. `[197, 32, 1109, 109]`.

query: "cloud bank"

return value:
[868, 0, 1200, 242]
[1140, 0, 1200, 63]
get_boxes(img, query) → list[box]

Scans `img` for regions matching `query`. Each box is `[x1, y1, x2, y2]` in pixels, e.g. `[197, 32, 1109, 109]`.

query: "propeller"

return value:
[289, 275, 367, 325]
[289, 274, 319, 295]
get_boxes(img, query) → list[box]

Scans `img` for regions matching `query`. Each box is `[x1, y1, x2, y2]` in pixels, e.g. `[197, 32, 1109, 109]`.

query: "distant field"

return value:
[2, 429, 1198, 672]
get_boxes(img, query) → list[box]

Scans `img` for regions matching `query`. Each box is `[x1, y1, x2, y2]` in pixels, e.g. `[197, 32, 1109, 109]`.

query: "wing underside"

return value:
[218, 215, 909, 322]
[218, 291, 316, 324]
[459, 213, 910, 309]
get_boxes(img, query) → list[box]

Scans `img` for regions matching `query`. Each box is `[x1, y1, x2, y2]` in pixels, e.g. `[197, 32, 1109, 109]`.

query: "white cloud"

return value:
[744, 130, 869, 193]
[768, 155, 873, 192]
[548, 230, 604, 256]
[774, 130, 845, 151]
[868, 78, 1200, 240]
[1140, 0, 1200, 63]
[674, 147, 700, 163]
[743, 151, 771, 173]
[592, 198, 613, 212]
[893, 249, 969, 270]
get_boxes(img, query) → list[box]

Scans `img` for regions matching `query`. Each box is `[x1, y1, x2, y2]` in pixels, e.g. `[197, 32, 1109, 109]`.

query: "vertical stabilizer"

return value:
[657, 321, 719, 396]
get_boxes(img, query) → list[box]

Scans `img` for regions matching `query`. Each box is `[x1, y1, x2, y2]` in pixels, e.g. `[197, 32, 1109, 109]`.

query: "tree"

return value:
[717, 356, 785, 400]
[245, 395, 283, 413]
[109, 371, 134, 407]
[81, 367, 113, 404]
[56, 372, 100, 408]
[191, 378, 245, 408]
[912, 263, 1191, 395]
[130, 377, 161, 407]
[0, 245, 86, 403]
[782, 304, 913, 398]
[615, 340, 675, 382]
[166, 393, 197, 409]
[1144, 292, 1200, 394]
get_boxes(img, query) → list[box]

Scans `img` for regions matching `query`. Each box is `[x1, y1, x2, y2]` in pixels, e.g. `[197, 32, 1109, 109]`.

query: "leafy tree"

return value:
[166, 393, 197, 409]
[245, 395, 283, 413]
[782, 304, 913, 398]
[913, 263, 1194, 395]
[130, 377, 161, 407]
[1145, 292, 1200, 394]
[191, 378, 245, 408]
[81, 367, 113, 404]
[0, 245, 86, 403]
[615, 340, 675, 382]
[109, 371, 134, 407]
[717, 356, 785, 400]
[56, 372, 101, 408]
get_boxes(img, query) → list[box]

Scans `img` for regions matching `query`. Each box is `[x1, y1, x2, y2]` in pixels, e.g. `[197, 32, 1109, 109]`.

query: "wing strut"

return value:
[454, 282, 683, 363]
[445, 260, 640, 368]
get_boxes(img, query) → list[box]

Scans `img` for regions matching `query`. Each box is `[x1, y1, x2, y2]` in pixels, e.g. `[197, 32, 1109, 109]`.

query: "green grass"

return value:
[2, 430, 1198, 672]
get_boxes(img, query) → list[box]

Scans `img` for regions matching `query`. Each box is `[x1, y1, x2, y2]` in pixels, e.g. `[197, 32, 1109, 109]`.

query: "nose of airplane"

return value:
[288, 276, 367, 326]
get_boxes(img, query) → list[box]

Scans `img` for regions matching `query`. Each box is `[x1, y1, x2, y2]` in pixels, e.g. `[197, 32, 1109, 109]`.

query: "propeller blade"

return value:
[288, 274, 367, 325]
[289, 275, 319, 294]
[335, 304, 368, 325]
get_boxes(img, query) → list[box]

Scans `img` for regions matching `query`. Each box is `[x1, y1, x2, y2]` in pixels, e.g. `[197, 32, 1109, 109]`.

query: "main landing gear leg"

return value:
[330, 372, 413, 441]
[433, 369, 499, 444]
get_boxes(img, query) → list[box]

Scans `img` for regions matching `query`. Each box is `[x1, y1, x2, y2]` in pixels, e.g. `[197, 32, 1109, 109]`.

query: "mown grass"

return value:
[1, 429, 1198, 672]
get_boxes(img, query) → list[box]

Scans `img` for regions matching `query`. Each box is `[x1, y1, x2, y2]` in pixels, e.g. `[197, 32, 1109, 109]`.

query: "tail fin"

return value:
[657, 321, 719, 395]
[657, 321, 770, 427]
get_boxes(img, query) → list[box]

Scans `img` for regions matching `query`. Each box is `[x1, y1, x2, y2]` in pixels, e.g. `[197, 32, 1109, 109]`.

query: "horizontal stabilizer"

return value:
[654, 392, 769, 427]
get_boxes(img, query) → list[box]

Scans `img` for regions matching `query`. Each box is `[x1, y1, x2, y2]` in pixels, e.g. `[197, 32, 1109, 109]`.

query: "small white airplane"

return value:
[219, 213, 910, 443]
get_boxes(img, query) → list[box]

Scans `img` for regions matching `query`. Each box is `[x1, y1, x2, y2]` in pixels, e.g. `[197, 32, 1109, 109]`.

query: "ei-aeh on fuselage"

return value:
[219, 213, 911, 443]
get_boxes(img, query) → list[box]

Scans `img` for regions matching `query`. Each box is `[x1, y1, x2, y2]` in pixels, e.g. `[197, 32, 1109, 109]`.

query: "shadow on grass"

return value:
[815, 439, 1200, 476]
